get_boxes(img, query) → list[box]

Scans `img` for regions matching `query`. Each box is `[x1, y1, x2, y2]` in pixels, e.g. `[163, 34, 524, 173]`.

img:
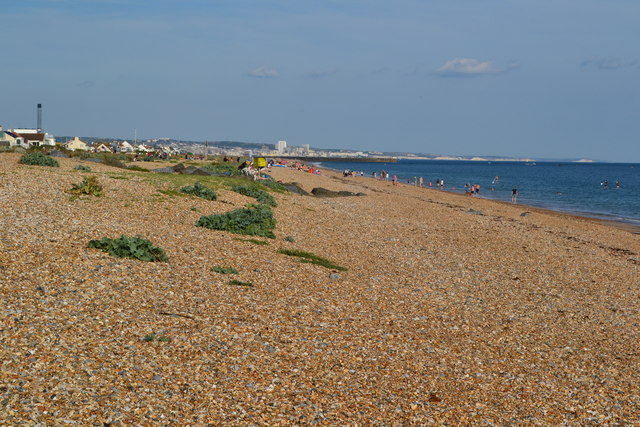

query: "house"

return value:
[112, 140, 135, 153]
[135, 143, 154, 153]
[90, 141, 111, 153]
[13, 129, 45, 147]
[0, 126, 28, 148]
[64, 137, 89, 151]
[10, 128, 54, 147]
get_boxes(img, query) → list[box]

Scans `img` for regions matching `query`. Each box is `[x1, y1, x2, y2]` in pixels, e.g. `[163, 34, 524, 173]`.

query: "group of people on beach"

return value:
[464, 183, 481, 196]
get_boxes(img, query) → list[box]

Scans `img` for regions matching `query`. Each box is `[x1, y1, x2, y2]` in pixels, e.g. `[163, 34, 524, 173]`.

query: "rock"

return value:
[172, 163, 187, 173]
[282, 182, 310, 196]
[466, 209, 483, 215]
[329, 273, 341, 279]
[184, 166, 212, 176]
[190, 168, 212, 176]
[311, 187, 366, 197]
[520, 212, 530, 217]
[151, 167, 175, 174]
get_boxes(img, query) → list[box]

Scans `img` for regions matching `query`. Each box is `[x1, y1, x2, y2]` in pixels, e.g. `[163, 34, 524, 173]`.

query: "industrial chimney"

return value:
[37, 104, 42, 132]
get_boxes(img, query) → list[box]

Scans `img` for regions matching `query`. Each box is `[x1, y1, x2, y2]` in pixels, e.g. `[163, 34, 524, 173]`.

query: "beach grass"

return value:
[277, 249, 348, 271]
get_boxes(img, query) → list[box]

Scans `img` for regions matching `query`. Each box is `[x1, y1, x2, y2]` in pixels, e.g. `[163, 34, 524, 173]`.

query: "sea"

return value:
[313, 159, 640, 226]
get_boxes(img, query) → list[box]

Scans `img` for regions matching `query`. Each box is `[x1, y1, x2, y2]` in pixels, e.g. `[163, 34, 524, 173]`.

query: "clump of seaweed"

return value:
[180, 182, 217, 201]
[88, 235, 168, 262]
[74, 165, 91, 171]
[196, 204, 276, 238]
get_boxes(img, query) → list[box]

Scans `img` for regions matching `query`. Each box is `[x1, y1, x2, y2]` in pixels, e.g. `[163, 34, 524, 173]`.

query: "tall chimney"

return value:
[37, 104, 42, 132]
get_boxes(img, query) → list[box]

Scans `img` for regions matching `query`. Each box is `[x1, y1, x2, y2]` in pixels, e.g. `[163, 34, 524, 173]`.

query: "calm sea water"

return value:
[315, 159, 640, 225]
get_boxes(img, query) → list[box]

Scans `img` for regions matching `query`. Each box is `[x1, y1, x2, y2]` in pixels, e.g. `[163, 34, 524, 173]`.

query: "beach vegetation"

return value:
[196, 204, 276, 238]
[69, 176, 103, 197]
[20, 152, 59, 167]
[203, 162, 242, 176]
[228, 279, 253, 287]
[88, 235, 169, 262]
[231, 184, 277, 207]
[73, 165, 91, 171]
[144, 332, 170, 342]
[284, 236, 295, 242]
[212, 266, 239, 274]
[233, 237, 270, 245]
[101, 156, 128, 169]
[261, 179, 289, 193]
[158, 189, 183, 197]
[180, 182, 217, 201]
[277, 249, 347, 271]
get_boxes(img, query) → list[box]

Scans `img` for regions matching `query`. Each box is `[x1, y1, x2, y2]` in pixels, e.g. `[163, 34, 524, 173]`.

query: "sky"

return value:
[1, 0, 639, 162]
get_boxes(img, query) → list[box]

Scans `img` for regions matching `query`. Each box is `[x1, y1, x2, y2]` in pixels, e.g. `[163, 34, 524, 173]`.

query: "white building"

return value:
[5, 128, 55, 147]
[276, 140, 287, 154]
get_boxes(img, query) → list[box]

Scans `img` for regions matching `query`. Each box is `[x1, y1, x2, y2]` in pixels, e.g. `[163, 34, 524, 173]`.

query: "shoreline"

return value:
[302, 162, 640, 234]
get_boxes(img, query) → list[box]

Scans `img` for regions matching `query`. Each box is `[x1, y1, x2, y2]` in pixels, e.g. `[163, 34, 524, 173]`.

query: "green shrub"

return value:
[261, 180, 289, 192]
[88, 235, 168, 262]
[233, 238, 270, 246]
[74, 165, 91, 171]
[101, 156, 128, 169]
[231, 184, 276, 207]
[20, 152, 59, 167]
[277, 249, 347, 271]
[69, 176, 103, 197]
[228, 279, 253, 287]
[127, 165, 149, 172]
[212, 266, 239, 274]
[196, 204, 276, 238]
[180, 182, 217, 201]
[144, 332, 170, 342]
[203, 163, 242, 176]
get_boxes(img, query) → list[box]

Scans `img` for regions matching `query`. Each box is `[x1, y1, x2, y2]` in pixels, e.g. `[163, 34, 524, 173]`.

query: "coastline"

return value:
[2, 152, 639, 424]
[307, 161, 640, 234]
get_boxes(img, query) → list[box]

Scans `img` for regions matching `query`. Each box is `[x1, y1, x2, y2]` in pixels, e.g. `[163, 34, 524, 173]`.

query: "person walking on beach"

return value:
[419, 177, 424, 188]
[511, 187, 518, 203]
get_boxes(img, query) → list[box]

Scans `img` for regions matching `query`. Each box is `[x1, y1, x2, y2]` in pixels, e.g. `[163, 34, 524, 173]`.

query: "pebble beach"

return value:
[1, 152, 639, 424]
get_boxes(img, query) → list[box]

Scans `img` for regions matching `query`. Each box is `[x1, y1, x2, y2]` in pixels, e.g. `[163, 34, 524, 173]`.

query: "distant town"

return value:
[1, 105, 588, 162]
[1, 126, 551, 162]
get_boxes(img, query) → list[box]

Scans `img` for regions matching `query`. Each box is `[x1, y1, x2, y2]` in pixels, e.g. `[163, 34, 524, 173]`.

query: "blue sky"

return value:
[1, 0, 639, 162]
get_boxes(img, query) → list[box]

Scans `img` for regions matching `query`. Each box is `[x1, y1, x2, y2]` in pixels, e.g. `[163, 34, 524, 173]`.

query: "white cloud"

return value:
[436, 58, 501, 77]
[248, 66, 280, 78]
[581, 57, 636, 70]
